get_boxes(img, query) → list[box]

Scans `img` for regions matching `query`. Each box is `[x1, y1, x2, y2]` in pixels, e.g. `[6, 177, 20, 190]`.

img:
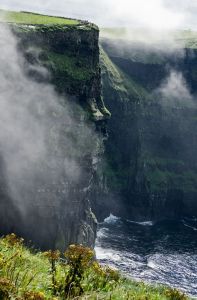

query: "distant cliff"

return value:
[94, 36, 197, 221]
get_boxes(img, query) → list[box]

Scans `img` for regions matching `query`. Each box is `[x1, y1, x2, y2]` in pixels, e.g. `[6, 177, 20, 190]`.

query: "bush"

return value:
[0, 277, 15, 300]
[165, 288, 187, 300]
[22, 291, 46, 300]
[63, 244, 94, 297]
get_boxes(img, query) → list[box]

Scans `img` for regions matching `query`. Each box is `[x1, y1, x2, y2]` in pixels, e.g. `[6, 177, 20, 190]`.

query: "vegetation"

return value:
[0, 10, 80, 25]
[100, 47, 149, 102]
[141, 156, 197, 192]
[0, 234, 191, 299]
[47, 52, 93, 82]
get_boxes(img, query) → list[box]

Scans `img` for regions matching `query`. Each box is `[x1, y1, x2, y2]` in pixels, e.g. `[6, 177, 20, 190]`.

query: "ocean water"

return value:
[95, 214, 197, 297]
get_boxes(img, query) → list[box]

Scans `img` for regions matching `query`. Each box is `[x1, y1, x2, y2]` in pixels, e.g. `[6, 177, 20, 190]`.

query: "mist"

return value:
[156, 70, 195, 107]
[0, 24, 101, 221]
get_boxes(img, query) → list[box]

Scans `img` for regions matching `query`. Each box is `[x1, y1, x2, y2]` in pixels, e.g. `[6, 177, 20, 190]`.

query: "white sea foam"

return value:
[127, 220, 154, 226]
[182, 221, 197, 231]
[95, 246, 121, 262]
[147, 260, 158, 270]
[96, 227, 109, 238]
[104, 213, 121, 224]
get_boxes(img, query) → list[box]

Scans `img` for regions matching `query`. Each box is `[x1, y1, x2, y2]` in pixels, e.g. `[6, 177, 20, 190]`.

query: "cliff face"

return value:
[0, 19, 109, 250]
[98, 38, 197, 221]
[12, 23, 110, 121]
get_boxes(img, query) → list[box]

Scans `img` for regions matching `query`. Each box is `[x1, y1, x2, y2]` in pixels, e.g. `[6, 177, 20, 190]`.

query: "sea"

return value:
[95, 214, 197, 298]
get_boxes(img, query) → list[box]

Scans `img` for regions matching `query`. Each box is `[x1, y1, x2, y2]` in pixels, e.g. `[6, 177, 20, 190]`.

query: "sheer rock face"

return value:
[94, 40, 197, 222]
[0, 23, 109, 250]
[12, 24, 110, 122]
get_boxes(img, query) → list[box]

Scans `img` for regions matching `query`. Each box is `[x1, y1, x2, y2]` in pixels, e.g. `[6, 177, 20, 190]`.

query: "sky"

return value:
[0, 0, 197, 30]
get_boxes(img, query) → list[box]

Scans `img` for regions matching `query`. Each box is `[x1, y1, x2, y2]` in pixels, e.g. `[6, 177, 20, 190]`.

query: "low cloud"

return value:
[155, 70, 195, 106]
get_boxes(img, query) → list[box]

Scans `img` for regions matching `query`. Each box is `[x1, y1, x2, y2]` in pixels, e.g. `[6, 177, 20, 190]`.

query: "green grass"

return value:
[100, 47, 126, 89]
[100, 46, 148, 101]
[47, 52, 92, 81]
[43, 50, 94, 95]
[0, 9, 80, 25]
[146, 169, 197, 192]
[142, 156, 197, 192]
[0, 234, 191, 300]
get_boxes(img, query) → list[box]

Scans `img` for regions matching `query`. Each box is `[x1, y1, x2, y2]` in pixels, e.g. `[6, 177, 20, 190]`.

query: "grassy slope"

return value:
[100, 47, 148, 100]
[0, 235, 190, 300]
[0, 10, 79, 25]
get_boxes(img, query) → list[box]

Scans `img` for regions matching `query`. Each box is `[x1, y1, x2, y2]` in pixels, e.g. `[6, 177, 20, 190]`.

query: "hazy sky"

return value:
[1, 0, 197, 30]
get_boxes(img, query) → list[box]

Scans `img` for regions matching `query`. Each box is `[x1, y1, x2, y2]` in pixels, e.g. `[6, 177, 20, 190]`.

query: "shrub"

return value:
[0, 277, 15, 300]
[165, 288, 187, 300]
[22, 291, 46, 300]
[3, 233, 24, 247]
[63, 244, 94, 297]
[89, 262, 120, 291]
[43, 250, 60, 295]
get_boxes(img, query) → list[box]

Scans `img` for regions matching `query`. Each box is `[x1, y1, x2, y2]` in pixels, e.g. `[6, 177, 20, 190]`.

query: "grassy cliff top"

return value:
[0, 9, 80, 25]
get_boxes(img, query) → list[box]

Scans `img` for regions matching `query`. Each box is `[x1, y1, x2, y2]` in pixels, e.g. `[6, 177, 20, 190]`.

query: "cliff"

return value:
[95, 35, 197, 221]
[1, 10, 196, 247]
[0, 11, 110, 249]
